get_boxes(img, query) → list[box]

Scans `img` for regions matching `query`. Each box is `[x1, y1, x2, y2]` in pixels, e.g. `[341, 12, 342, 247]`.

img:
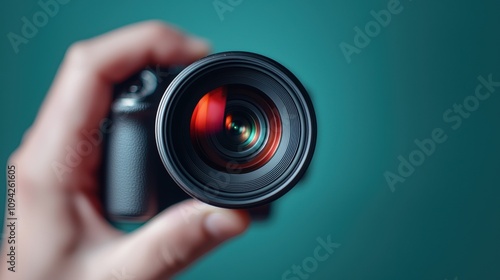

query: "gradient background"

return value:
[1, 0, 499, 279]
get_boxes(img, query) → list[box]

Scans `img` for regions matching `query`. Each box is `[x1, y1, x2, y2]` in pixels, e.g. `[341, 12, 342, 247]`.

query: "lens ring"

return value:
[156, 52, 316, 208]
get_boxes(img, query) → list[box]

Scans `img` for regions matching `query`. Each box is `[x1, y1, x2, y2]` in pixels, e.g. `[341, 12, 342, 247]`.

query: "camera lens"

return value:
[190, 85, 281, 173]
[156, 52, 316, 208]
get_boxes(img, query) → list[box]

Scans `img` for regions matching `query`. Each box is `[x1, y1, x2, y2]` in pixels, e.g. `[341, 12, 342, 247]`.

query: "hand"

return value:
[1, 21, 250, 280]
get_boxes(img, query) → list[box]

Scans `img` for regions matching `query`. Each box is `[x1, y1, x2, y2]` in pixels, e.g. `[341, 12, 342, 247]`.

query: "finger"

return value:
[46, 20, 209, 129]
[109, 200, 250, 279]
[18, 21, 209, 185]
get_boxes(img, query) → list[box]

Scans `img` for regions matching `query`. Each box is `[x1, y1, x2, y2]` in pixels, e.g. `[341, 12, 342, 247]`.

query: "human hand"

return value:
[1, 21, 250, 280]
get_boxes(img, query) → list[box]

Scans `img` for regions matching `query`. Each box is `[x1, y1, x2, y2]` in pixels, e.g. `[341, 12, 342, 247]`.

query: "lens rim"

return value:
[156, 51, 316, 208]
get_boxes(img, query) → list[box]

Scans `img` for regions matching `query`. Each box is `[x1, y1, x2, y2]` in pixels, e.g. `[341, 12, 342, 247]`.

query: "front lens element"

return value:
[190, 85, 281, 173]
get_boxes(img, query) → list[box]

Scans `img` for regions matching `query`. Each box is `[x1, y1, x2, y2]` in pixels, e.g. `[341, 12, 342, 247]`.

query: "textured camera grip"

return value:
[104, 104, 158, 220]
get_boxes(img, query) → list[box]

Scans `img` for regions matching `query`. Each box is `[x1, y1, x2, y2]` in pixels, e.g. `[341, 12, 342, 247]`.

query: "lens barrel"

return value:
[156, 52, 316, 208]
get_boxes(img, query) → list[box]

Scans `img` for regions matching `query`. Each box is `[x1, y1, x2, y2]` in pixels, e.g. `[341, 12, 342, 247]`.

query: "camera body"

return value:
[103, 52, 316, 222]
[103, 67, 184, 221]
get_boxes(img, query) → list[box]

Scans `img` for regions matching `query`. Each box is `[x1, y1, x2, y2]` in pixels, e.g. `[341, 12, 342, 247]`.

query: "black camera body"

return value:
[103, 66, 184, 221]
[103, 52, 316, 222]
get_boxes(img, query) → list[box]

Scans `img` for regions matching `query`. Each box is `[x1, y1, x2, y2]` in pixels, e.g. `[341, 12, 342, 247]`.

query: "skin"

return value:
[0, 21, 250, 280]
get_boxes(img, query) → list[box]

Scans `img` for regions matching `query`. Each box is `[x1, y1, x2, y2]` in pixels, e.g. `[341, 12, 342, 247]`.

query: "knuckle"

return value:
[65, 41, 92, 67]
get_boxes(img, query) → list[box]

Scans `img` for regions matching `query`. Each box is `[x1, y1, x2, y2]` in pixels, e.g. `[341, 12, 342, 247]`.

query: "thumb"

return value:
[109, 199, 250, 279]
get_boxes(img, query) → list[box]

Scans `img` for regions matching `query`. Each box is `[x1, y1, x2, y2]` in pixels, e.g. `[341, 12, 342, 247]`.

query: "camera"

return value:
[102, 52, 316, 222]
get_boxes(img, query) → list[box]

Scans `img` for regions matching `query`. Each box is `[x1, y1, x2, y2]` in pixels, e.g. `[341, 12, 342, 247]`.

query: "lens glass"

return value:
[190, 85, 282, 173]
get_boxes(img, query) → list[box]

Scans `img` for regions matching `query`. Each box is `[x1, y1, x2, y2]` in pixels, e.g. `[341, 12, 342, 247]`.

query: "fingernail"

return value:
[186, 36, 210, 54]
[204, 210, 247, 241]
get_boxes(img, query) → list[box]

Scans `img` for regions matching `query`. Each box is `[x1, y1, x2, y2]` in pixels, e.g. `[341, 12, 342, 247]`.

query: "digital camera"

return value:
[102, 52, 316, 222]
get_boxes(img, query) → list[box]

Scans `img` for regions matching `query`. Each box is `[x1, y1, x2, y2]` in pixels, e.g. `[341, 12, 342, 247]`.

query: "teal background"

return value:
[1, 0, 499, 279]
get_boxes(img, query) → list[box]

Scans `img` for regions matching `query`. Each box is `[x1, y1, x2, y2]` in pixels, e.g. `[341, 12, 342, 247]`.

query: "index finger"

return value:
[20, 21, 209, 184]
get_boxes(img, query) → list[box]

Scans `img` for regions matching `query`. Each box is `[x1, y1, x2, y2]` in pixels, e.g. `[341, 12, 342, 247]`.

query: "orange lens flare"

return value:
[225, 115, 232, 131]
[191, 87, 227, 134]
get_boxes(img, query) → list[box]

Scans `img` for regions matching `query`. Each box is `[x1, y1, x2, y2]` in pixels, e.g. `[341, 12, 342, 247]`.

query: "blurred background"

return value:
[1, 0, 499, 279]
